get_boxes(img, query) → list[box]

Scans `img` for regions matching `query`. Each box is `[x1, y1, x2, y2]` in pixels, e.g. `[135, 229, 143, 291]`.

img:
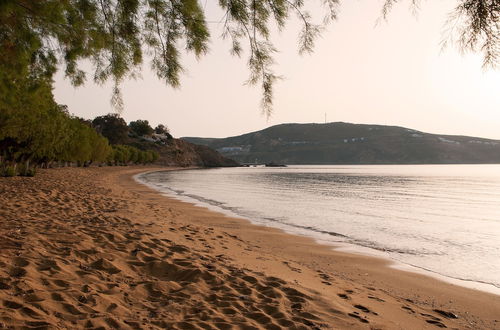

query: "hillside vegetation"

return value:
[128, 138, 239, 168]
[0, 110, 237, 177]
[183, 122, 500, 164]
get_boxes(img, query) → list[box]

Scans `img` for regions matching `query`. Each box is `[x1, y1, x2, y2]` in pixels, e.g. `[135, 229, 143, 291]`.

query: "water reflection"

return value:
[140, 165, 500, 289]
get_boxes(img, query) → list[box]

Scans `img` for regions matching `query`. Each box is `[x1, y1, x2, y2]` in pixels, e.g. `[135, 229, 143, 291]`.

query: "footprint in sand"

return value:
[426, 319, 447, 328]
[433, 309, 459, 319]
[337, 293, 349, 300]
[402, 305, 416, 314]
[368, 295, 385, 302]
[354, 304, 370, 313]
[4, 300, 23, 309]
[282, 261, 302, 273]
[348, 311, 369, 324]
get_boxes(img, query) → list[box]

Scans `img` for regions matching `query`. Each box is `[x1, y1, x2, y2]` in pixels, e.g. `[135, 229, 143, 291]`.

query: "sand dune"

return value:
[0, 167, 499, 329]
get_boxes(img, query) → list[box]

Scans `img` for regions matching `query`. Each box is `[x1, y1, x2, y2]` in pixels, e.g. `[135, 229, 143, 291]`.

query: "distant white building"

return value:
[219, 147, 244, 153]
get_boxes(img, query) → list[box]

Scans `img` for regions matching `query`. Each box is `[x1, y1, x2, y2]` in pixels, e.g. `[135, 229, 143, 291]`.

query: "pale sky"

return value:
[53, 0, 500, 140]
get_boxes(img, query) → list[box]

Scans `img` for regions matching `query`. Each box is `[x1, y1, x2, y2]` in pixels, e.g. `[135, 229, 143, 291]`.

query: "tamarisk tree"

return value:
[1, 0, 497, 115]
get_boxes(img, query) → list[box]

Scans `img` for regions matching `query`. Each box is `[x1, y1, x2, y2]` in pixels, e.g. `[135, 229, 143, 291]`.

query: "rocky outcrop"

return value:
[129, 138, 239, 167]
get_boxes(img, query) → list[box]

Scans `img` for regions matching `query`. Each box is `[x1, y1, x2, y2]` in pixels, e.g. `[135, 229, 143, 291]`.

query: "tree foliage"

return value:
[1, 0, 496, 116]
[154, 124, 169, 135]
[92, 113, 130, 144]
[109, 144, 159, 165]
[129, 119, 154, 136]
[0, 103, 113, 174]
[443, 0, 499, 67]
[382, 0, 499, 69]
[0, 107, 160, 176]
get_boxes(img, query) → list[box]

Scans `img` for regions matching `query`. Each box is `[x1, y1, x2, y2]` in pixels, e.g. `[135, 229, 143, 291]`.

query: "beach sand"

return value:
[0, 166, 499, 329]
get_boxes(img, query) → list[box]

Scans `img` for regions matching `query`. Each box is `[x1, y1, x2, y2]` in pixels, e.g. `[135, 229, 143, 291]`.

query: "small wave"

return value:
[393, 261, 500, 291]
[291, 225, 348, 238]
[348, 238, 445, 256]
[258, 217, 349, 238]
[172, 189, 185, 194]
[183, 194, 226, 207]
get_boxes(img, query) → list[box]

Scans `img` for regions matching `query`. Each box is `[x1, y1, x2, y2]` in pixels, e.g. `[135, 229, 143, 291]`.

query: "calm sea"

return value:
[137, 165, 500, 293]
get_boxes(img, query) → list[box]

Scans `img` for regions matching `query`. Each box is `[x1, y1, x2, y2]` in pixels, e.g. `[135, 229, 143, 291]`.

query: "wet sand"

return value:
[0, 166, 499, 329]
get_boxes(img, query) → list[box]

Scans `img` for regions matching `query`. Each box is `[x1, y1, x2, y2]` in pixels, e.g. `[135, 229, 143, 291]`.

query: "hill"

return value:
[128, 136, 239, 167]
[183, 122, 500, 164]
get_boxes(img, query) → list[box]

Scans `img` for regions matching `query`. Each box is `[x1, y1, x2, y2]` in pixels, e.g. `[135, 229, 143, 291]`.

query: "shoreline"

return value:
[136, 168, 500, 297]
[1, 166, 499, 329]
[128, 167, 500, 327]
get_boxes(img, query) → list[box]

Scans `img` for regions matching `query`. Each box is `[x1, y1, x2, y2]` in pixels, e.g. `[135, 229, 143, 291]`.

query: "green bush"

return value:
[20, 166, 36, 177]
[17, 163, 36, 176]
[3, 166, 17, 177]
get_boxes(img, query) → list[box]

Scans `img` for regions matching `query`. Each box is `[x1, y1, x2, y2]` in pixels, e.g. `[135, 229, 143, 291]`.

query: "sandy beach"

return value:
[0, 166, 499, 329]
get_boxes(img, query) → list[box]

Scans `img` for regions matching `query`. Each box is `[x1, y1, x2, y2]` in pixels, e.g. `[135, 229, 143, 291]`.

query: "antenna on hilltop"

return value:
[324, 113, 327, 124]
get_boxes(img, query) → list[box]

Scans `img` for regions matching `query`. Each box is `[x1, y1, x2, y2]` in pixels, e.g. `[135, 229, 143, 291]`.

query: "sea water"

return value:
[137, 165, 500, 293]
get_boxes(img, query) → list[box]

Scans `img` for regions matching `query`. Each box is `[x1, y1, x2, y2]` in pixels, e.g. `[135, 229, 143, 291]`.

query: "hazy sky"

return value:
[53, 0, 500, 140]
